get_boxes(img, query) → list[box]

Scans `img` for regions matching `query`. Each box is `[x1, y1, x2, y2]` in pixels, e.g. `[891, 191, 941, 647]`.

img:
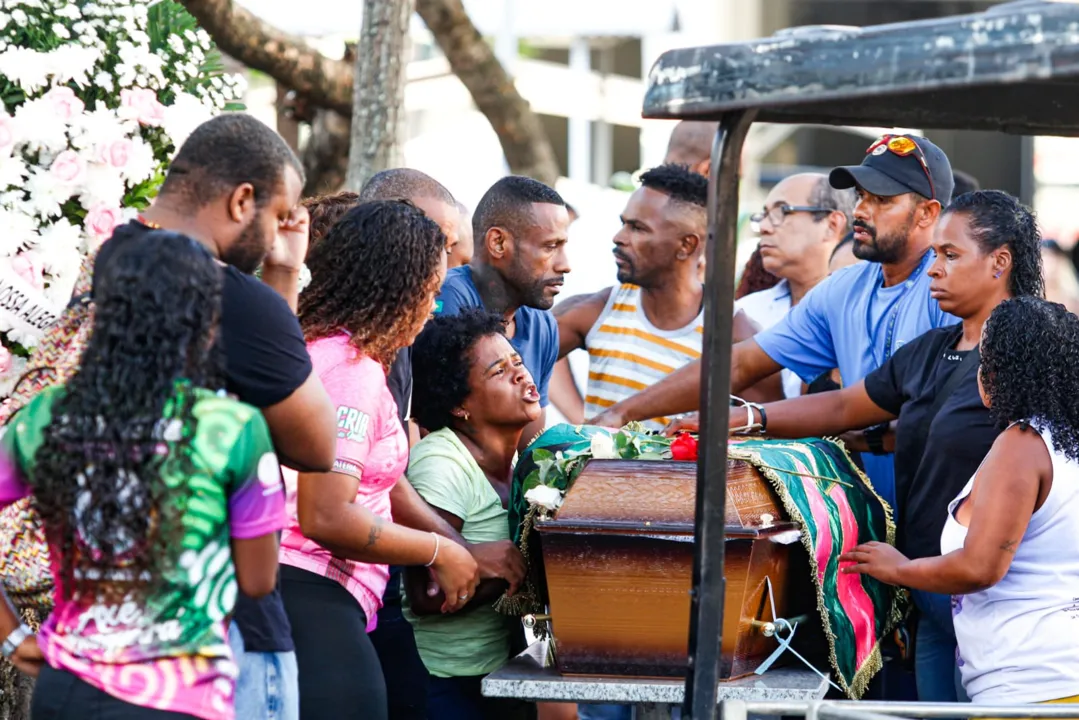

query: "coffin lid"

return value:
[643, 0, 1079, 135]
[535, 459, 796, 540]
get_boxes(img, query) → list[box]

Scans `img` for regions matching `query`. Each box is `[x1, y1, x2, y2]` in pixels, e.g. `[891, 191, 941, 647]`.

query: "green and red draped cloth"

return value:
[501, 424, 903, 699]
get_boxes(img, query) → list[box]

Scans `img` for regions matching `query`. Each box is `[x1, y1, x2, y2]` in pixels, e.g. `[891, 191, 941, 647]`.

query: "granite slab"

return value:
[482, 641, 829, 706]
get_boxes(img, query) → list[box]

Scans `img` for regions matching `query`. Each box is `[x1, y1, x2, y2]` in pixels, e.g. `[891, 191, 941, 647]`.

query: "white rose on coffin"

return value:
[589, 431, 618, 459]
[524, 485, 564, 513]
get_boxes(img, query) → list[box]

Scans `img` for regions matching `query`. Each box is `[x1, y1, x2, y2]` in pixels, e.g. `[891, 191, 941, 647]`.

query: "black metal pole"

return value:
[683, 109, 757, 720]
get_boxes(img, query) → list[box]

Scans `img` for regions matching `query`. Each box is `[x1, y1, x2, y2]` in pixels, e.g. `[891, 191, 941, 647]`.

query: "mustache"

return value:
[612, 249, 631, 263]
[545, 276, 565, 286]
[853, 220, 876, 239]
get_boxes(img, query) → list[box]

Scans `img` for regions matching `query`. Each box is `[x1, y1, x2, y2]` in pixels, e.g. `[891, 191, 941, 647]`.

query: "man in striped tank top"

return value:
[554, 164, 782, 432]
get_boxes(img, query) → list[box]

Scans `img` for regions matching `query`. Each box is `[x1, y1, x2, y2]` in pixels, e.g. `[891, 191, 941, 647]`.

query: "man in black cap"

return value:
[591, 133, 956, 507]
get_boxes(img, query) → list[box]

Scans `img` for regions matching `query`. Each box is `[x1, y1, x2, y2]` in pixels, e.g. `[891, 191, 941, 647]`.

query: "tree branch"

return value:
[415, 0, 560, 186]
[180, 0, 353, 116]
[183, 0, 561, 187]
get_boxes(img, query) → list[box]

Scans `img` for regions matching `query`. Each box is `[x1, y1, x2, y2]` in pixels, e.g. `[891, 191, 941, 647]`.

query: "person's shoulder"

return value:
[409, 429, 477, 477]
[435, 266, 480, 314]
[894, 323, 962, 360]
[192, 388, 262, 426]
[223, 267, 289, 304]
[823, 260, 874, 291]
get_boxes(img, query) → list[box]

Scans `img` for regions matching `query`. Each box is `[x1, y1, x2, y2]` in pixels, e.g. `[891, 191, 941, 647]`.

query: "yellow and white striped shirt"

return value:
[584, 284, 703, 432]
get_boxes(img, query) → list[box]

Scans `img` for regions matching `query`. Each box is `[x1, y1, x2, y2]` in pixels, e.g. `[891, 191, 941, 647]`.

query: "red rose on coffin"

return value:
[670, 433, 699, 461]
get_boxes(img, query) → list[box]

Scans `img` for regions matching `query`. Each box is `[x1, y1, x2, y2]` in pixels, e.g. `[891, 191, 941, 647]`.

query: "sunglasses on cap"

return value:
[866, 135, 936, 201]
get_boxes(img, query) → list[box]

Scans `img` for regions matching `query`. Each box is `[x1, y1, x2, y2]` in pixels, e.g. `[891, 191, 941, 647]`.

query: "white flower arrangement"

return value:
[0, 0, 245, 397]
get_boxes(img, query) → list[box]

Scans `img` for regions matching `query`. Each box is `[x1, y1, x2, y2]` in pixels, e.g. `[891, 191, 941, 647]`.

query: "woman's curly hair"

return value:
[981, 297, 1079, 461]
[299, 200, 446, 369]
[411, 309, 507, 432]
[735, 246, 780, 300]
[945, 190, 1044, 299]
[31, 230, 223, 603]
[302, 190, 360, 257]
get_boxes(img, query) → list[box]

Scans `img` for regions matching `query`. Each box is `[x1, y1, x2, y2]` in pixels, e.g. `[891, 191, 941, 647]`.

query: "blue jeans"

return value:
[228, 622, 300, 720]
[577, 705, 632, 720]
[910, 590, 968, 703]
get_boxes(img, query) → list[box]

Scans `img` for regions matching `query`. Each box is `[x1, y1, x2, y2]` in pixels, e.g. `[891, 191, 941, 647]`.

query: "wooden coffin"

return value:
[535, 458, 801, 680]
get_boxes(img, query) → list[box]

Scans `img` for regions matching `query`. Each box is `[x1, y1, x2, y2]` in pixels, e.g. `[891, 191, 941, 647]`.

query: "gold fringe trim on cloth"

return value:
[729, 437, 903, 699]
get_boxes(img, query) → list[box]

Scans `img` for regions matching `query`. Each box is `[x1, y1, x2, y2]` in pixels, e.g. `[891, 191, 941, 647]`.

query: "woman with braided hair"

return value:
[0, 231, 288, 719]
[280, 200, 479, 720]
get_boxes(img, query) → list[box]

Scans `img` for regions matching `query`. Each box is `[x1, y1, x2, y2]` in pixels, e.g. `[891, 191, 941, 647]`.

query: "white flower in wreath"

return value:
[162, 92, 214, 150]
[524, 484, 564, 513]
[589, 430, 618, 459]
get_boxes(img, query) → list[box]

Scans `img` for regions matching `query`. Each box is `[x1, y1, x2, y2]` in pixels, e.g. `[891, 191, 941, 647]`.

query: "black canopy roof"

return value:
[643, 0, 1079, 135]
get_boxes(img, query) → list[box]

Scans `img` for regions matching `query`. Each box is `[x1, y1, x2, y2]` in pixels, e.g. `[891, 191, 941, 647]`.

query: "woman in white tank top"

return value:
[841, 297, 1079, 705]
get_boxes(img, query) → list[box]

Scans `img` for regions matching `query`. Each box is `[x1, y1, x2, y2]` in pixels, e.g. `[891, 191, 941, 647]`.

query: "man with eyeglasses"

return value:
[736, 173, 856, 398]
[590, 134, 957, 511]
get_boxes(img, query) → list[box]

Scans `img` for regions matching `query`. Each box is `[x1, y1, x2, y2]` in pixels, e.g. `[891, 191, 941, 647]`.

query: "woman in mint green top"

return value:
[406, 309, 537, 720]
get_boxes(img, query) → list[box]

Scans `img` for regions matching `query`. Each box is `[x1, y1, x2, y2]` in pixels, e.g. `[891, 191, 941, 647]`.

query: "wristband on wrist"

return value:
[424, 532, 441, 568]
[865, 423, 889, 455]
[1, 624, 32, 659]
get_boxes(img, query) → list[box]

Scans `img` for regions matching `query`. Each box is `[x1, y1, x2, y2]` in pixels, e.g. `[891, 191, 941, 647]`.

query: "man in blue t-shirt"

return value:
[433, 176, 571, 450]
[592, 134, 958, 509]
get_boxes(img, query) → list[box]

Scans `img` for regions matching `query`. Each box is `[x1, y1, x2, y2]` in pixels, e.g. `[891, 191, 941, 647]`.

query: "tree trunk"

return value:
[414, 0, 560, 186]
[303, 109, 352, 196]
[180, 0, 560, 187]
[346, 0, 414, 190]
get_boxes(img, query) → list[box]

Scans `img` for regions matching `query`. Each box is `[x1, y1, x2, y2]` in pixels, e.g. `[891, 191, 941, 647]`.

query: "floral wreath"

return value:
[0, 0, 246, 397]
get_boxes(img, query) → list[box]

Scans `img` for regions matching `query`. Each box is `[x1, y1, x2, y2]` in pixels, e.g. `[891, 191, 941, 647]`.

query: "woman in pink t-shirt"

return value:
[280, 201, 479, 720]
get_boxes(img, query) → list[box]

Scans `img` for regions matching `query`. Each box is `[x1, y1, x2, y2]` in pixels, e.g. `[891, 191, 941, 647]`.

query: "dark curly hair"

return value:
[980, 297, 1079, 461]
[302, 190, 360, 258]
[31, 231, 223, 603]
[944, 190, 1044, 299]
[299, 201, 446, 370]
[411, 309, 507, 432]
[735, 246, 781, 300]
[161, 113, 303, 211]
[639, 163, 708, 208]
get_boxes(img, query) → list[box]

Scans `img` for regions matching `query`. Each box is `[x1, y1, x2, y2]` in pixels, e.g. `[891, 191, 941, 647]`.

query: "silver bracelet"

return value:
[424, 532, 440, 568]
[1, 624, 32, 659]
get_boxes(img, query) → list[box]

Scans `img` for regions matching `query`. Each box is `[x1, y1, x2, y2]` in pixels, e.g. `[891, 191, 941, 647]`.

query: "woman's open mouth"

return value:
[523, 384, 540, 403]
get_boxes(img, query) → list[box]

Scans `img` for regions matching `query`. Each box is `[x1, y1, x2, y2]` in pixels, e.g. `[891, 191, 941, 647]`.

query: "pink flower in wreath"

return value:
[42, 86, 85, 123]
[85, 203, 124, 246]
[105, 138, 133, 170]
[120, 88, 165, 127]
[50, 150, 86, 185]
[0, 345, 11, 375]
[9, 253, 44, 292]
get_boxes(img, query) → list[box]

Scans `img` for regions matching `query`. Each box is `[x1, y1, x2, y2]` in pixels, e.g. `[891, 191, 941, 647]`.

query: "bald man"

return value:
[664, 120, 720, 175]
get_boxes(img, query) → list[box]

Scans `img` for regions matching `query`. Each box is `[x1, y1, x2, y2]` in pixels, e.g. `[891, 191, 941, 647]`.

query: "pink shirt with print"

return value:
[279, 334, 408, 631]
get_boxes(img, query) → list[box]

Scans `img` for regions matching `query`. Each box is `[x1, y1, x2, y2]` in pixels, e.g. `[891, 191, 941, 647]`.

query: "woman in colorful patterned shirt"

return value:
[0, 231, 288, 720]
[282, 201, 479, 720]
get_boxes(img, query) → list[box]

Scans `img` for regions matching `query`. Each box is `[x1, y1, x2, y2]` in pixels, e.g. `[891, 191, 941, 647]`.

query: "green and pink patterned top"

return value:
[0, 385, 287, 720]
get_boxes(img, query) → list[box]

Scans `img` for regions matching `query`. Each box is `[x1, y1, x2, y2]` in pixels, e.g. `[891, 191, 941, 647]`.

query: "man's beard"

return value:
[221, 220, 269, 275]
[852, 212, 915, 265]
[614, 250, 636, 284]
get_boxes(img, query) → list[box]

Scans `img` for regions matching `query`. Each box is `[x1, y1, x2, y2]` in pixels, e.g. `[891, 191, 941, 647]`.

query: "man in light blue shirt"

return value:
[592, 134, 958, 509]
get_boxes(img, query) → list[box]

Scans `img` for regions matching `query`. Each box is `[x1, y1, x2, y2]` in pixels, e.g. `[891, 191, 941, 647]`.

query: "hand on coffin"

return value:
[468, 540, 526, 595]
[839, 541, 910, 586]
[663, 413, 700, 436]
[587, 406, 627, 429]
[427, 538, 481, 613]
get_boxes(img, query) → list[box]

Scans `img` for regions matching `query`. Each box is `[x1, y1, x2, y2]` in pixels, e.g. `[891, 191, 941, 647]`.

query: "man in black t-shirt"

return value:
[94, 114, 336, 720]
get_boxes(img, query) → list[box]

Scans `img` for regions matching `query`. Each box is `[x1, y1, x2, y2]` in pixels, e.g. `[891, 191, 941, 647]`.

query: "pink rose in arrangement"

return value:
[105, 138, 133, 170]
[0, 346, 11, 376]
[0, 115, 14, 156]
[42, 86, 85, 123]
[85, 203, 124, 245]
[50, 150, 86, 185]
[9, 254, 44, 292]
[120, 88, 165, 127]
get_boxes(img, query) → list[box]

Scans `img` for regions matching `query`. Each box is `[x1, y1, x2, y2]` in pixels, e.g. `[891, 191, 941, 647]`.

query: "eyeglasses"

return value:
[750, 204, 830, 232]
[866, 134, 936, 200]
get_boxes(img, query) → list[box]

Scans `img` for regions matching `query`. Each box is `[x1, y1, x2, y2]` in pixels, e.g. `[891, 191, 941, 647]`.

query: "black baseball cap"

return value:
[829, 134, 954, 204]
